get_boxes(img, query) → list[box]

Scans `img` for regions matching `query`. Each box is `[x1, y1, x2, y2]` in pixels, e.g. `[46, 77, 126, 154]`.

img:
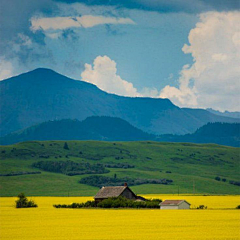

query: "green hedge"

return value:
[32, 160, 109, 176]
[79, 175, 173, 187]
[53, 196, 162, 209]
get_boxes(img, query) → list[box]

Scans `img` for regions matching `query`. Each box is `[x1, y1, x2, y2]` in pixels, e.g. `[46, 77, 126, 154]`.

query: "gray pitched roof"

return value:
[159, 200, 191, 206]
[94, 186, 127, 199]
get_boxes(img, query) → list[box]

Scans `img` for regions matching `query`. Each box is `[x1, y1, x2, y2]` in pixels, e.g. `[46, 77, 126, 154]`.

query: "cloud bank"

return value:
[81, 11, 240, 111]
[1, 1, 239, 112]
[81, 56, 140, 97]
[160, 11, 240, 111]
[80, 55, 165, 98]
[31, 15, 135, 32]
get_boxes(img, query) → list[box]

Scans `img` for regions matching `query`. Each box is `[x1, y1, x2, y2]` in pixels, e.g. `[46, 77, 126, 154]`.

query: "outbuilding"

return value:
[94, 183, 140, 203]
[159, 200, 191, 209]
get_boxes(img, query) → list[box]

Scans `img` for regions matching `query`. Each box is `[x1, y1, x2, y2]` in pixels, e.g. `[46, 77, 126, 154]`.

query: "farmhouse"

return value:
[159, 200, 191, 209]
[94, 183, 141, 203]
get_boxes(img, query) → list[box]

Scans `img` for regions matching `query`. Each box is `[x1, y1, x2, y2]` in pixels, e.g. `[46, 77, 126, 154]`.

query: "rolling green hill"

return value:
[0, 141, 239, 196]
[0, 117, 155, 145]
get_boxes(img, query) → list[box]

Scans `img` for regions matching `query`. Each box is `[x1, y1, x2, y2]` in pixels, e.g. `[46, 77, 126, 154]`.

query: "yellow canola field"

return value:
[0, 195, 240, 240]
[146, 194, 240, 209]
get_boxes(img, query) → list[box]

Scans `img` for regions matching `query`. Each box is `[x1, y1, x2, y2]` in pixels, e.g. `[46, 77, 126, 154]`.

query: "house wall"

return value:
[178, 202, 190, 209]
[121, 188, 137, 200]
[160, 202, 190, 210]
[160, 205, 179, 210]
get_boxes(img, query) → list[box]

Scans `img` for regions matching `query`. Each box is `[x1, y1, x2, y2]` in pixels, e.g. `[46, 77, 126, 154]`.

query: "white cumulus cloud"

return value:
[30, 15, 135, 32]
[160, 11, 240, 111]
[81, 55, 140, 97]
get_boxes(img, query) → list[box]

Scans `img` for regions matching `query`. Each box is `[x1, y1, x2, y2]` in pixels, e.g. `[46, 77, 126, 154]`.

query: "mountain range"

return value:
[0, 117, 239, 147]
[0, 68, 239, 137]
[206, 108, 240, 119]
[157, 122, 240, 147]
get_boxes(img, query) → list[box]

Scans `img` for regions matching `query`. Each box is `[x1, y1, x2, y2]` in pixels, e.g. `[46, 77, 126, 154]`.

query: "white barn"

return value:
[159, 200, 191, 209]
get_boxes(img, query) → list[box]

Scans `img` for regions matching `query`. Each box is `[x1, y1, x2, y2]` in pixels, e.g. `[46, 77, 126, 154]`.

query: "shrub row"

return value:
[54, 200, 96, 208]
[104, 163, 135, 169]
[229, 181, 240, 186]
[97, 197, 162, 208]
[0, 171, 41, 177]
[215, 176, 240, 186]
[79, 175, 173, 188]
[32, 160, 109, 175]
[53, 197, 162, 209]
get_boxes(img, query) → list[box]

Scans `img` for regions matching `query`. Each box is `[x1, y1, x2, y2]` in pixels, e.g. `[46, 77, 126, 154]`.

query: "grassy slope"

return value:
[0, 141, 239, 196]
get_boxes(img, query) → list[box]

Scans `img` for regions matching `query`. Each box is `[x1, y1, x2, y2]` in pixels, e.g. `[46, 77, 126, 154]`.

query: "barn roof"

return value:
[159, 200, 191, 206]
[94, 186, 136, 199]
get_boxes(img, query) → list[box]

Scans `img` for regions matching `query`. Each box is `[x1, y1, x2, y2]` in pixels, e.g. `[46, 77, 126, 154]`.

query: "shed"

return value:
[94, 183, 137, 203]
[159, 200, 191, 209]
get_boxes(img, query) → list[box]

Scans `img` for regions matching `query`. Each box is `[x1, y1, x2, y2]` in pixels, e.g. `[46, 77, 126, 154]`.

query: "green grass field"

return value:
[0, 141, 239, 196]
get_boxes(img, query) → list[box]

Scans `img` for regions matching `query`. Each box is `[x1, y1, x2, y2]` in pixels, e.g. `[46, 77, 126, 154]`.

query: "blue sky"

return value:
[0, 0, 240, 111]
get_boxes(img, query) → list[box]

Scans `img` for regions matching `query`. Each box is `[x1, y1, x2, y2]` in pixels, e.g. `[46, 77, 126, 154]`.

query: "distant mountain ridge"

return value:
[1, 68, 239, 137]
[157, 122, 240, 147]
[1, 118, 239, 147]
[0, 117, 155, 145]
[206, 108, 240, 119]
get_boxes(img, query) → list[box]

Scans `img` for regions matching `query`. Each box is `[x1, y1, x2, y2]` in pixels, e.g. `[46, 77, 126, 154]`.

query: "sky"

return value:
[0, 0, 240, 111]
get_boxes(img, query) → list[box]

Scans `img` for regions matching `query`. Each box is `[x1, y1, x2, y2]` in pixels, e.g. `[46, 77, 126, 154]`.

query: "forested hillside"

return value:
[158, 123, 240, 147]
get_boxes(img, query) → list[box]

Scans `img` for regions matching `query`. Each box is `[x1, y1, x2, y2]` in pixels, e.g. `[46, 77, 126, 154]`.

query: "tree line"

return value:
[32, 160, 109, 176]
[79, 175, 173, 188]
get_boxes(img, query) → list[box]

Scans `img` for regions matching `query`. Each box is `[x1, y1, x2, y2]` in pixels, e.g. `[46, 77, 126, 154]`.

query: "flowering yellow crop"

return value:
[146, 194, 240, 209]
[0, 195, 239, 240]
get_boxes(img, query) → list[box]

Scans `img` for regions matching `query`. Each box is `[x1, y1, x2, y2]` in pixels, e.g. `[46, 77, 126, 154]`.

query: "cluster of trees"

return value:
[39, 155, 50, 159]
[215, 176, 227, 182]
[97, 197, 162, 208]
[53, 196, 162, 209]
[215, 176, 239, 186]
[0, 171, 41, 177]
[229, 181, 240, 186]
[79, 175, 173, 188]
[15, 193, 37, 208]
[104, 163, 135, 169]
[32, 160, 109, 176]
